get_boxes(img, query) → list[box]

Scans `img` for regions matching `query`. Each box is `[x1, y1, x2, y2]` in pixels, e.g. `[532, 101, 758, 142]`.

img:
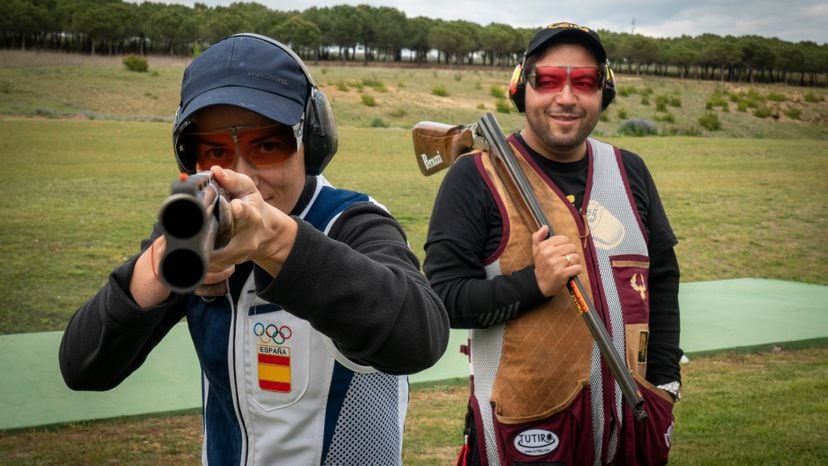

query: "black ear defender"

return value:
[600, 62, 616, 110]
[508, 58, 616, 113]
[302, 84, 338, 175]
[235, 33, 338, 176]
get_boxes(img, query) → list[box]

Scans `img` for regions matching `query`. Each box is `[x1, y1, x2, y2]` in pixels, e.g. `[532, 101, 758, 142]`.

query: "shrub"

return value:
[454, 73, 463, 82]
[738, 88, 764, 108]
[0, 81, 10, 94]
[360, 94, 376, 107]
[654, 112, 675, 123]
[34, 107, 58, 118]
[753, 105, 771, 118]
[388, 108, 407, 118]
[490, 86, 506, 99]
[361, 77, 381, 87]
[655, 95, 668, 112]
[617, 108, 628, 120]
[495, 98, 511, 114]
[706, 93, 728, 110]
[745, 88, 763, 99]
[670, 96, 682, 107]
[122, 54, 148, 72]
[336, 80, 349, 92]
[698, 112, 721, 131]
[432, 85, 449, 97]
[784, 108, 802, 120]
[767, 92, 786, 102]
[640, 95, 650, 106]
[370, 117, 388, 128]
[803, 92, 824, 103]
[618, 118, 658, 136]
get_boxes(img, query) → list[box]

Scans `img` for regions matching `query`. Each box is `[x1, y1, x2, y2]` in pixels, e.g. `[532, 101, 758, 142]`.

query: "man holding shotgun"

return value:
[423, 22, 681, 465]
[60, 33, 448, 465]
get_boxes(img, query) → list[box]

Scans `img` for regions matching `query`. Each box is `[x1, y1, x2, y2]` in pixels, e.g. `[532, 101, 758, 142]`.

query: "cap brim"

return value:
[178, 85, 305, 127]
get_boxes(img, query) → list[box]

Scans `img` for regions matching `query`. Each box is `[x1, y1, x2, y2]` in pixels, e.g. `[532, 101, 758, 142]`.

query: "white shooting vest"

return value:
[470, 138, 652, 465]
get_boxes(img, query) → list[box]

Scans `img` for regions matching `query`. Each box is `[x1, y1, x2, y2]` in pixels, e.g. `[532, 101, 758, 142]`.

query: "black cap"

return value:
[525, 22, 607, 63]
[178, 34, 310, 127]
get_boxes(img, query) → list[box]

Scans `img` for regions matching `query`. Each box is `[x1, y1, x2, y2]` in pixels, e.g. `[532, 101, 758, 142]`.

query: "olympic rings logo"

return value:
[253, 322, 293, 345]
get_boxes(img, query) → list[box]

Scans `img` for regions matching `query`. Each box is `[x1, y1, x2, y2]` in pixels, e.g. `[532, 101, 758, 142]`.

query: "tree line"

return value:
[2, 0, 826, 86]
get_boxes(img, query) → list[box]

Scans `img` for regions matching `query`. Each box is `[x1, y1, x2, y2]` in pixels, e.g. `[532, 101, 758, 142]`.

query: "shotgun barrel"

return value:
[157, 172, 234, 294]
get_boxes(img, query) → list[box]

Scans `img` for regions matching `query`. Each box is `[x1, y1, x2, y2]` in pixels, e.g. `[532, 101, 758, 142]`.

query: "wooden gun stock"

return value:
[412, 121, 477, 176]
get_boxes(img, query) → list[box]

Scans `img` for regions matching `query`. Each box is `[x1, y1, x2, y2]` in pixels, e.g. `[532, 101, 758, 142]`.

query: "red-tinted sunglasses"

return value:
[526, 66, 602, 94]
[186, 123, 301, 171]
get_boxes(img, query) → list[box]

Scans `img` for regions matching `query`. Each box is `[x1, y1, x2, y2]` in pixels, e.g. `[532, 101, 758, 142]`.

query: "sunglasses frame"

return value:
[186, 121, 303, 170]
[525, 65, 603, 95]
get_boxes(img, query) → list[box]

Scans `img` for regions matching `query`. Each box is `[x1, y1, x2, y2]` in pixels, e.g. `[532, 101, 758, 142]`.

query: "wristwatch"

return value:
[657, 381, 681, 401]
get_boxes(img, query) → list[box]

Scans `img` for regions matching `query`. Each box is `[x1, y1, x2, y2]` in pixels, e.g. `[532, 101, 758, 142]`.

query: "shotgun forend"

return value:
[157, 172, 234, 294]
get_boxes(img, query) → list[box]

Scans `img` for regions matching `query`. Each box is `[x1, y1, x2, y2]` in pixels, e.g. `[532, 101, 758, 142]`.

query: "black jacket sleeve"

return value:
[255, 203, 449, 375]
[646, 247, 682, 385]
[59, 230, 190, 391]
[424, 155, 548, 328]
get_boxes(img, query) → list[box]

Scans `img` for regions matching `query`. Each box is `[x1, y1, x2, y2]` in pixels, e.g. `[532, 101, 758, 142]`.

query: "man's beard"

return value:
[525, 106, 599, 159]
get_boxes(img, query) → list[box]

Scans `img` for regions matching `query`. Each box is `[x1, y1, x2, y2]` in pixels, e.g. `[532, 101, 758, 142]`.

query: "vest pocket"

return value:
[609, 254, 650, 324]
[610, 254, 651, 378]
[624, 373, 675, 466]
[625, 323, 650, 378]
[491, 388, 594, 465]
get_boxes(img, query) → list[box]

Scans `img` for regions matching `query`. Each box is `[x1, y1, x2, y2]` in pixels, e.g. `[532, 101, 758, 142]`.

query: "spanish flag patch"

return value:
[257, 345, 291, 393]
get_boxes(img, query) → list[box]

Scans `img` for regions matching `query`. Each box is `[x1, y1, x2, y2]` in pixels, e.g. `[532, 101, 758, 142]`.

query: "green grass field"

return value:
[1, 50, 827, 464]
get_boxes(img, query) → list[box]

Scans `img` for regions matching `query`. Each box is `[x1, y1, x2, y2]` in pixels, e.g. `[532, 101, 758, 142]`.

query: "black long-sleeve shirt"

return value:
[423, 135, 681, 385]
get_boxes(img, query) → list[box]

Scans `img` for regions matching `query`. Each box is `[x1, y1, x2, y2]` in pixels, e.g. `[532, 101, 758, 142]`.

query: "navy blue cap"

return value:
[525, 22, 607, 63]
[178, 34, 310, 127]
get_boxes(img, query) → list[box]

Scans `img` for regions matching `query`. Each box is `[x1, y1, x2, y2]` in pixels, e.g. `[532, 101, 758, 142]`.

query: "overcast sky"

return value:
[176, 0, 827, 44]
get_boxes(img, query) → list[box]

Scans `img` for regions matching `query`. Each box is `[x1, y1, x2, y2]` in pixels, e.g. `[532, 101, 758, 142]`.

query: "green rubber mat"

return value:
[2, 278, 826, 430]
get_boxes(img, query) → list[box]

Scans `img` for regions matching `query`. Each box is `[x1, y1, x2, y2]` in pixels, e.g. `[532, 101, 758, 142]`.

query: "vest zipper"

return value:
[227, 282, 250, 465]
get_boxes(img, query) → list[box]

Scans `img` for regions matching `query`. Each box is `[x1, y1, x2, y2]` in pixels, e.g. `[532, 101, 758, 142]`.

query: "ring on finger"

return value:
[565, 254, 572, 266]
